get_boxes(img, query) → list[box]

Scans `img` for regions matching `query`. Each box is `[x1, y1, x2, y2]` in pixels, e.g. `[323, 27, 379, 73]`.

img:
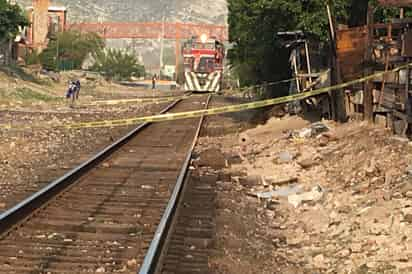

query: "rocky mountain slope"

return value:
[16, 0, 227, 25]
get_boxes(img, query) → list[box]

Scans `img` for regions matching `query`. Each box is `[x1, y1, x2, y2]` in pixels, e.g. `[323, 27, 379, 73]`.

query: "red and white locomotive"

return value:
[182, 34, 225, 93]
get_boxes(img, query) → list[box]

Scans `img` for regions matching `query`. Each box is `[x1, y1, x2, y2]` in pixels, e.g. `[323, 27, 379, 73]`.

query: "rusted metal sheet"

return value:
[337, 26, 368, 81]
[404, 30, 412, 56]
[378, 0, 412, 6]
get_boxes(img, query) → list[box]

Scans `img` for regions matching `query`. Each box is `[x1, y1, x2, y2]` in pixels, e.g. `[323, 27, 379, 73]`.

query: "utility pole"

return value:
[159, 12, 166, 80]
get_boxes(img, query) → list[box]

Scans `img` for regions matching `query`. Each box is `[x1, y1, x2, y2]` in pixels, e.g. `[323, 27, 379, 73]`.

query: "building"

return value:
[336, 0, 412, 135]
[12, 0, 67, 62]
[26, 1, 67, 51]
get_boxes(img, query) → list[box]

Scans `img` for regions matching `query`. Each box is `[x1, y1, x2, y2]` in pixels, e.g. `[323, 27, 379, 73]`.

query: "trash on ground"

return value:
[252, 184, 303, 200]
[288, 185, 324, 207]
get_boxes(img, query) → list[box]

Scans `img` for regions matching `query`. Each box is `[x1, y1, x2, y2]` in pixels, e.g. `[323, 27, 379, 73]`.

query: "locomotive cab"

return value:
[183, 35, 225, 93]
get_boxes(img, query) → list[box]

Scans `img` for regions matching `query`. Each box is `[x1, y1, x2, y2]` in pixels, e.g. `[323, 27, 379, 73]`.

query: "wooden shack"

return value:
[337, 1, 412, 135]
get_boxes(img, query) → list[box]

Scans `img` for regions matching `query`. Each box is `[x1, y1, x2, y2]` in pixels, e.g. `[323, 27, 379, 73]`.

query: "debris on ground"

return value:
[198, 114, 412, 273]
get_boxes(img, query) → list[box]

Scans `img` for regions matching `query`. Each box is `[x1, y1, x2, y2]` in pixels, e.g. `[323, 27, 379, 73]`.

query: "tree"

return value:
[227, 0, 350, 97]
[39, 30, 104, 71]
[348, 0, 369, 26]
[0, 0, 29, 42]
[227, 0, 401, 96]
[91, 48, 145, 81]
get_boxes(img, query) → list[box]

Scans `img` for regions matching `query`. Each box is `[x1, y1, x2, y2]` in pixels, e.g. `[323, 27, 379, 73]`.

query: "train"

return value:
[182, 34, 225, 93]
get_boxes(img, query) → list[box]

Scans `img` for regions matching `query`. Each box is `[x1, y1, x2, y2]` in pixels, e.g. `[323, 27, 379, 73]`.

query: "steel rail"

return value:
[138, 94, 212, 274]
[0, 99, 182, 236]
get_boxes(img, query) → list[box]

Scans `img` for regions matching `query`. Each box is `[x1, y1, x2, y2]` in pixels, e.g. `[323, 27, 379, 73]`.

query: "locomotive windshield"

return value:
[197, 57, 215, 73]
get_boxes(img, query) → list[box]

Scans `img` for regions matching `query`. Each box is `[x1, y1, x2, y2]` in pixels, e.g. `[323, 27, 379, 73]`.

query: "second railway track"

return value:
[0, 95, 210, 274]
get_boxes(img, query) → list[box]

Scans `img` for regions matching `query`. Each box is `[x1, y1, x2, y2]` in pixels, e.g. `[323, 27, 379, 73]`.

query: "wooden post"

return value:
[304, 41, 313, 89]
[175, 23, 180, 82]
[364, 5, 374, 122]
[326, 0, 347, 122]
[292, 50, 301, 93]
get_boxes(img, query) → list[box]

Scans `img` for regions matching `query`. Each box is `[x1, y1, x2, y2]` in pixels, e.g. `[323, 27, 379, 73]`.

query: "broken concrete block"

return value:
[297, 158, 317, 169]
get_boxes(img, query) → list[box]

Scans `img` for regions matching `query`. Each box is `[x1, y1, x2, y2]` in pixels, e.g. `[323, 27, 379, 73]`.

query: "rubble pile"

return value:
[197, 115, 412, 273]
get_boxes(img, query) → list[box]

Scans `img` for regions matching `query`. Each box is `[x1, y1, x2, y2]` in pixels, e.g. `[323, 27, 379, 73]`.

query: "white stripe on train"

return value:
[184, 71, 222, 93]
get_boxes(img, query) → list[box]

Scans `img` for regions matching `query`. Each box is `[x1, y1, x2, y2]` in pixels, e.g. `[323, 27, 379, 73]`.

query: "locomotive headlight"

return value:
[200, 34, 208, 43]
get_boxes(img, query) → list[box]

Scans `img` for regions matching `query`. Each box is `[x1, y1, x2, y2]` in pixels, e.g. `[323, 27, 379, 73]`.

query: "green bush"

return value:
[91, 49, 145, 81]
[39, 30, 104, 71]
[0, 0, 29, 42]
[24, 51, 40, 65]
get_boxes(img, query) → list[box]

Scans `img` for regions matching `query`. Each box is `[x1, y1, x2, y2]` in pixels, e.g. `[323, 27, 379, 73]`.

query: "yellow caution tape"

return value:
[1, 62, 411, 130]
[84, 93, 211, 106]
[85, 94, 191, 106]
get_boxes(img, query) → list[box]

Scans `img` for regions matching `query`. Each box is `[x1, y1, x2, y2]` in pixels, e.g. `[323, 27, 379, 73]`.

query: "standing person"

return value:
[74, 79, 81, 99]
[66, 81, 77, 107]
[152, 74, 157, 90]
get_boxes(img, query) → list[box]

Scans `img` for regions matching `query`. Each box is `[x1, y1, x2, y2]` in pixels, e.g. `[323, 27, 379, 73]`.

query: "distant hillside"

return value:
[16, 0, 227, 25]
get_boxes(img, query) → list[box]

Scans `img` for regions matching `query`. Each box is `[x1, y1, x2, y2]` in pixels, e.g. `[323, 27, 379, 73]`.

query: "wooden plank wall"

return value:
[378, 0, 412, 6]
[337, 26, 368, 81]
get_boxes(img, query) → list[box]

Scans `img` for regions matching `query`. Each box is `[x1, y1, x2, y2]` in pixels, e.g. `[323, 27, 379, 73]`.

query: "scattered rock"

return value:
[95, 267, 105, 273]
[127, 259, 137, 268]
[239, 175, 262, 187]
[298, 158, 317, 169]
[403, 213, 412, 223]
[407, 165, 412, 177]
[264, 175, 298, 186]
[313, 254, 328, 269]
[227, 154, 242, 165]
[337, 249, 351, 258]
[198, 148, 226, 169]
[351, 243, 363, 253]
[318, 135, 330, 147]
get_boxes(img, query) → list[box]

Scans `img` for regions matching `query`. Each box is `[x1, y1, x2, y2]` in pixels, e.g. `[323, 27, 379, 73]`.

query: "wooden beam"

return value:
[378, 0, 412, 6]
[364, 5, 374, 122]
[327, 0, 347, 122]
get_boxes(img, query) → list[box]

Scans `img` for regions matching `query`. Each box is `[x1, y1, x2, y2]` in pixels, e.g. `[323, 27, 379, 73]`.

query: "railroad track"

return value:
[0, 95, 210, 274]
[149, 95, 267, 274]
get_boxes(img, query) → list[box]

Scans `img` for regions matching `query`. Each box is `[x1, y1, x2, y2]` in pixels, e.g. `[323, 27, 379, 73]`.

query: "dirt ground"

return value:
[0, 68, 183, 213]
[3, 66, 412, 273]
[196, 113, 412, 274]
